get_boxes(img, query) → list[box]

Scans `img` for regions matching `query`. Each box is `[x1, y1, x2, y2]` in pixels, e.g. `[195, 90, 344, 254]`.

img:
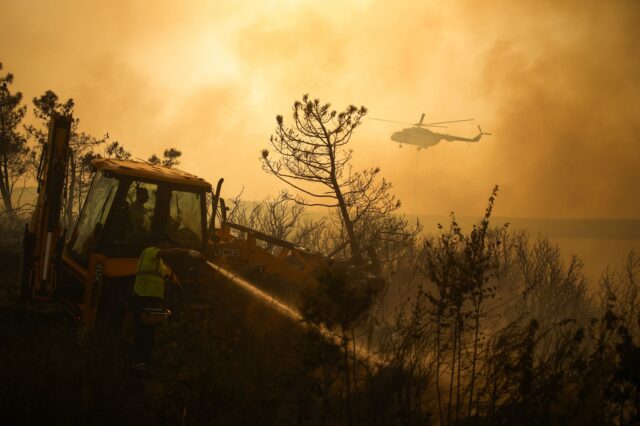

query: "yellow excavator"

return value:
[19, 114, 370, 331]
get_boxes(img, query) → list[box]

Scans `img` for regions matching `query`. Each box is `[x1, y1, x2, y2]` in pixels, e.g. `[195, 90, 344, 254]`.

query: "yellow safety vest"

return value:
[133, 247, 168, 298]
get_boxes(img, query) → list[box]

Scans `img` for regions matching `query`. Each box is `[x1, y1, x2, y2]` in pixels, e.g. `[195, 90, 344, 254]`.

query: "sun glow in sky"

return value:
[2, 0, 639, 218]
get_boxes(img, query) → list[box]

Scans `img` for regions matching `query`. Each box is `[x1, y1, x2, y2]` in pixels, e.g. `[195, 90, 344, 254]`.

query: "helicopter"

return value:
[370, 113, 491, 149]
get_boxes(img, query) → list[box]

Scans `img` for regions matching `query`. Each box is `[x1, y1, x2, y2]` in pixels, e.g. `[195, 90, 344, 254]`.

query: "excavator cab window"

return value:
[124, 181, 157, 243]
[69, 172, 207, 263]
[165, 189, 203, 248]
[99, 179, 159, 254]
[68, 172, 119, 263]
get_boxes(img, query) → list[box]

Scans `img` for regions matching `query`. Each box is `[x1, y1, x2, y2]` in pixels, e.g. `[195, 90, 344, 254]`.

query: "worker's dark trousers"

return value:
[133, 296, 162, 364]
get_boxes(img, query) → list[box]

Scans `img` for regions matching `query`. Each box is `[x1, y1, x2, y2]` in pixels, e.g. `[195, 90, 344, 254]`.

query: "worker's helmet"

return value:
[136, 187, 149, 202]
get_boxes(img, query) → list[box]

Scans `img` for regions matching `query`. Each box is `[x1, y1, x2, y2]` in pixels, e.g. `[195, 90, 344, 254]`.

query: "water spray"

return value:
[205, 261, 382, 366]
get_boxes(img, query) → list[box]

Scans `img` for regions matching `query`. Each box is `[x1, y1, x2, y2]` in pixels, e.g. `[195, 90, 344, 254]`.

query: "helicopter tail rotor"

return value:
[478, 125, 492, 135]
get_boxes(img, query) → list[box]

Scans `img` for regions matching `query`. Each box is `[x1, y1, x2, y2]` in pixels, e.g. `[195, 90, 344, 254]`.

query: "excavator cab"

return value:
[67, 160, 208, 263]
[58, 158, 211, 328]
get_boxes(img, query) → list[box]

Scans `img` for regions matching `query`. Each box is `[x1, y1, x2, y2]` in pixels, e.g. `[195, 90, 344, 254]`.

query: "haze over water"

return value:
[414, 215, 640, 285]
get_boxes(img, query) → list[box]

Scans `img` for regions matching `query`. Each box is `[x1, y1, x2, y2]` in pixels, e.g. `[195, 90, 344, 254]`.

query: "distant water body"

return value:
[411, 215, 640, 284]
[408, 215, 640, 240]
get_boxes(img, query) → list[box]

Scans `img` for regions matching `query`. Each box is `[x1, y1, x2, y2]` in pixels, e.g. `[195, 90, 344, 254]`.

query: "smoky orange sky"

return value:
[2, 0, 639, 218]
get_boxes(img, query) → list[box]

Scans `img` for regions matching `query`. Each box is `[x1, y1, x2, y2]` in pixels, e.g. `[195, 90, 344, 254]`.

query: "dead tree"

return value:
[262, 94, 399, 266]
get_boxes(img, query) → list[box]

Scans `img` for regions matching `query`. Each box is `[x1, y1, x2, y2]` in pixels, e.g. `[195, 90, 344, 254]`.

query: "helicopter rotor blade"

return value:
[369, 118, 416, 125]
[370, 117, 448, 128]
[423, 118, 474, 126]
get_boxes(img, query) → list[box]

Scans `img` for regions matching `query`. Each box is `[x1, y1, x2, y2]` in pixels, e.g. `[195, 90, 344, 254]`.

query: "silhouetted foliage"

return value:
[0, 63, 29, 224]
[2, 70, 639, 424]
[24, 90, 115, 231]
[2, 187, 640, 424]
[148, 148, 182, 167]
[105, 140, 131, 160]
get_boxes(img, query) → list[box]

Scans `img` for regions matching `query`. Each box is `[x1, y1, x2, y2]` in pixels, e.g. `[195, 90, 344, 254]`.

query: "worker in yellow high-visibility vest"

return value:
[132, 231, 202, 371]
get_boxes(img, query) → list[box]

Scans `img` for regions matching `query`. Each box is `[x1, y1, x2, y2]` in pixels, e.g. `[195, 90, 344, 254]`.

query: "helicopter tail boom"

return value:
[470, 125, 492, 142]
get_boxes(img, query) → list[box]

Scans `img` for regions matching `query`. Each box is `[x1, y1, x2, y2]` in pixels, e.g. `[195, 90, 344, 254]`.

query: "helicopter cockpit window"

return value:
[69, 173, 119, 263]
[165, 190, 203, 247]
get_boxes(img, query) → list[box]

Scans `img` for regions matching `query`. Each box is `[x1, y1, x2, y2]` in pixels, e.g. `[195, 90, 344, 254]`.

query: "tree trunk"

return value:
[467, 307, 481, 419]
[447, 319, 456, 426]
[436, 311, 444, 426]
[0, 156, 17, 223]
[455, 314, 462, 424]
[0, 178, 14, 214]
[342, 327, 353, 426]
[331, 175, 362, 265]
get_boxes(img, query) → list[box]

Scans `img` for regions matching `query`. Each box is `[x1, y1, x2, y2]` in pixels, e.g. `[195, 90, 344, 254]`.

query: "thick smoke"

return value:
[1, 0, 638, 218]
[471, 0, 640, 218]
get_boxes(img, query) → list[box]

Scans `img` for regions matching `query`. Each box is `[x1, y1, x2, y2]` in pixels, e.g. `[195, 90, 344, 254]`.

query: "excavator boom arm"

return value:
[20, 114, 72, 300]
